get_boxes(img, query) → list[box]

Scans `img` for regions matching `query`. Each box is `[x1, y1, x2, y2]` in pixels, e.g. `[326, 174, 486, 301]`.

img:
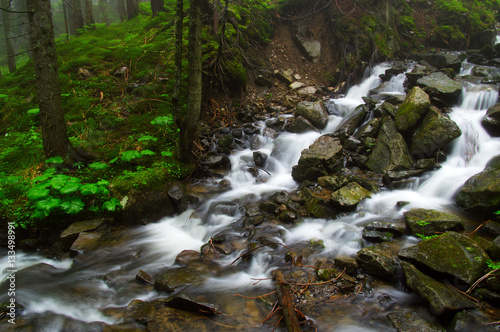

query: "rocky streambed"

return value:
[2, 51, 500, 331]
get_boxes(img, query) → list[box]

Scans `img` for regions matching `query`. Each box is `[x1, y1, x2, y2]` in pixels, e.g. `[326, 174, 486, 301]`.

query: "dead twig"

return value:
[234, 290, 277, 299]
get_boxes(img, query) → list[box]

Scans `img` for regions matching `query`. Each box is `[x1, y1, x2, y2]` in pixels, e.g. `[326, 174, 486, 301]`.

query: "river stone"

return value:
[401, 261, 476, 315]
[354, 117, 381, 139]
[419, 53, 463, 71]
[60, 218, 104, 249]
[395, 86, 431, 131]
[294, 101, 329, 129]
[355, 242, 401, 280]
[482, 103, 500, 136]
[318, 174, 348, 191]
[154, 260, 220, 293]
[449, 310, 499, 332]
[365, 117, 414, 174]
[330, 182, 371, 210]
[403, 208, 464, 237]
[473, 236, 500, 261]
[69, 231, 104, 257]
[455, 157, 500, 214]
[334, 105, 367, 137]
[416, 72, 462, 100]
[387, 310, 441, 332]
[284, 115, 320, 133]
[301, 187, 336, 218]
[292, 135, 344, 182]
[410, 107, 462, 158]
[398, 232, 489, 285]
[124, 299, 158, 324]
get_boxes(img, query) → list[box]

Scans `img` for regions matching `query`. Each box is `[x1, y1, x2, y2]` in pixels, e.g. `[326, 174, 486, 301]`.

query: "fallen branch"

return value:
[273, 269, 302, 332]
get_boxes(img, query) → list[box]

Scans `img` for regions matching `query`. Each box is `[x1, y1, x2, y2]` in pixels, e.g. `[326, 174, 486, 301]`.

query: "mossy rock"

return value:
[395, 86, 431, 132]
[398, 232, 490, 285]
[403, 208, 464, 237]
[330, 182, 371, 210]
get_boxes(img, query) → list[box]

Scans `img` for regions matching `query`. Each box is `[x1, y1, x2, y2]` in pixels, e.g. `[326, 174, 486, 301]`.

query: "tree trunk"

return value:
[98, 0, 110, 26]
[151, 0, 165, 17]
[72, 0, 85, 32]
[172, 0, 183, 121]
[62, 0, 70, 40]
[117, 0, 126, 21]
[179, 0, 202, 162]
[26, 0, 71, 159]
[1, 0, 17, 73]
[126, 0, 139, 19]
[84, 0, 95, 28]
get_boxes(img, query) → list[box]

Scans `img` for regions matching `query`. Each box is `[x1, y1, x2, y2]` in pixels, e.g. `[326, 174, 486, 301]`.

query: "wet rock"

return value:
[395, 86, 431, 132]
[456, 156, 500, 215]
[317, 174, 348, 191]
[284, 116, 320, 133]
[334, 256, 358, 275]
[252, 151, 268, 168]
[401, 261, 476, 315]
[200, 155, 231, 170]
[136, 270, 154, 285]
[259, 201, 278, 213]
[70, 231, 105, 257]
[154, 260, 220, 293]
[365, 117, 414, 174]
[292, 135, 344, 182]
[419, 53, 463, 71]
[355, 242, 401, 280]
[124, 299, 158, 324]
[388, 310, 442, 332]
[167, 182, 185, 204]
[279, 210, 297, 223]
[406, 64, 433, 86]
[231, 128, 244, 139]
[472, 236, 500, 261]
[334, 105, 368, 137]
[330, 182, 371, 210]
[410, 107, 462, 158]
[449, 310, 499, 332]
[416, 72, 462, 101]
[115, 189, 176, 225]
[60, 218, 105, 250]
[294, 101, 329, 129]
[254, 75, 273, 87]
[165, 295, 217, 316]
[354, 118, 381, 140]
[482, 103, 500, 136]
[244, 204, 260, 217]
[398, 232, 489, 285]
[403, 208, 464, 237]
[301, 188, 336, 219]
[363, 221, 406, 243]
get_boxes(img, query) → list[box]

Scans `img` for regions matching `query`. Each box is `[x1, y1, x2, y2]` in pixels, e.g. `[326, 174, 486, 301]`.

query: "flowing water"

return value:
[1, 61, 499, 331]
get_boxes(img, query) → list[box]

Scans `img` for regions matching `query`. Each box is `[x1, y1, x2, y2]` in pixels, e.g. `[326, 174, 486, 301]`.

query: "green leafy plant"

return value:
[415, 233, 439, 241]
[416, 220, 430, 226]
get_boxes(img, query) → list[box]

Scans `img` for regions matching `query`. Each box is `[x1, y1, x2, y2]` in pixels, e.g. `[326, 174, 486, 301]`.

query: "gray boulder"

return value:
[293, 35, 321, 62]
[398, 232, 490, 285]
[365, 117, 414, 174]
[403, 208, 464, 237]
[456, 156, 500, 214]
[355, 242, 401, 280]
[482, 103, 500, 137]
[284, 116, 320, 133]
[294, 101, 329, 129]
[395, 86, 431, 131]
[416, 72, 462, 101]
[292, 135, 344, 182]
[401, 261, 476, 315]
[410, 107, 462, 158]
[419, 53, 463, 71]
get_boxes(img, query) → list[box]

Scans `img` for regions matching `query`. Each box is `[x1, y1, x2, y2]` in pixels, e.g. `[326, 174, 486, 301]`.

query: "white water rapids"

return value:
[1, 61, 499, 330]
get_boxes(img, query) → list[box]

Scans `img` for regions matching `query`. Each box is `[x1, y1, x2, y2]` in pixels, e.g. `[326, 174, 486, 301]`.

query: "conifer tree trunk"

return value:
[84, 0, 95, 28]
[117, 0, 126, 21]
[62, 0, 70, 39]
[72, 0, 84, 32]
[151, 0, 165, 17]
[26, 0, 71, 159]
[172, 0, 183, 119]
[126, 0, 139, 19]
[179, 0, 202, 161]
[1, 0, 17, 73]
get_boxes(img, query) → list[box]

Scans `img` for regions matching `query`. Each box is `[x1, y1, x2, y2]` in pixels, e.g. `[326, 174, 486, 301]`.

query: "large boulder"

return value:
[398, 232, 490, 285]
[365, 117, 414, 174]
[294, 101, 329, 129]
[355, 242, 401, 280]
[284, 116, 320, 133]
[334, 105, 367, 137]
[416, 72, 462, 101]
[403, 208, 464, 237]
[293, 35, 321, 63]
[419, 53, 463, 71]
[401, 261, 476, 315]
[455, 156, 500, 215]
[482, 103, 500, 136]
[292, 135, 344, 182]
[409, 107, 462, 158]
[60, 218, 105, 250]
[395, 86, 431, 131]
[154, 260, 220, 293]
[330, 182, 371, 210]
